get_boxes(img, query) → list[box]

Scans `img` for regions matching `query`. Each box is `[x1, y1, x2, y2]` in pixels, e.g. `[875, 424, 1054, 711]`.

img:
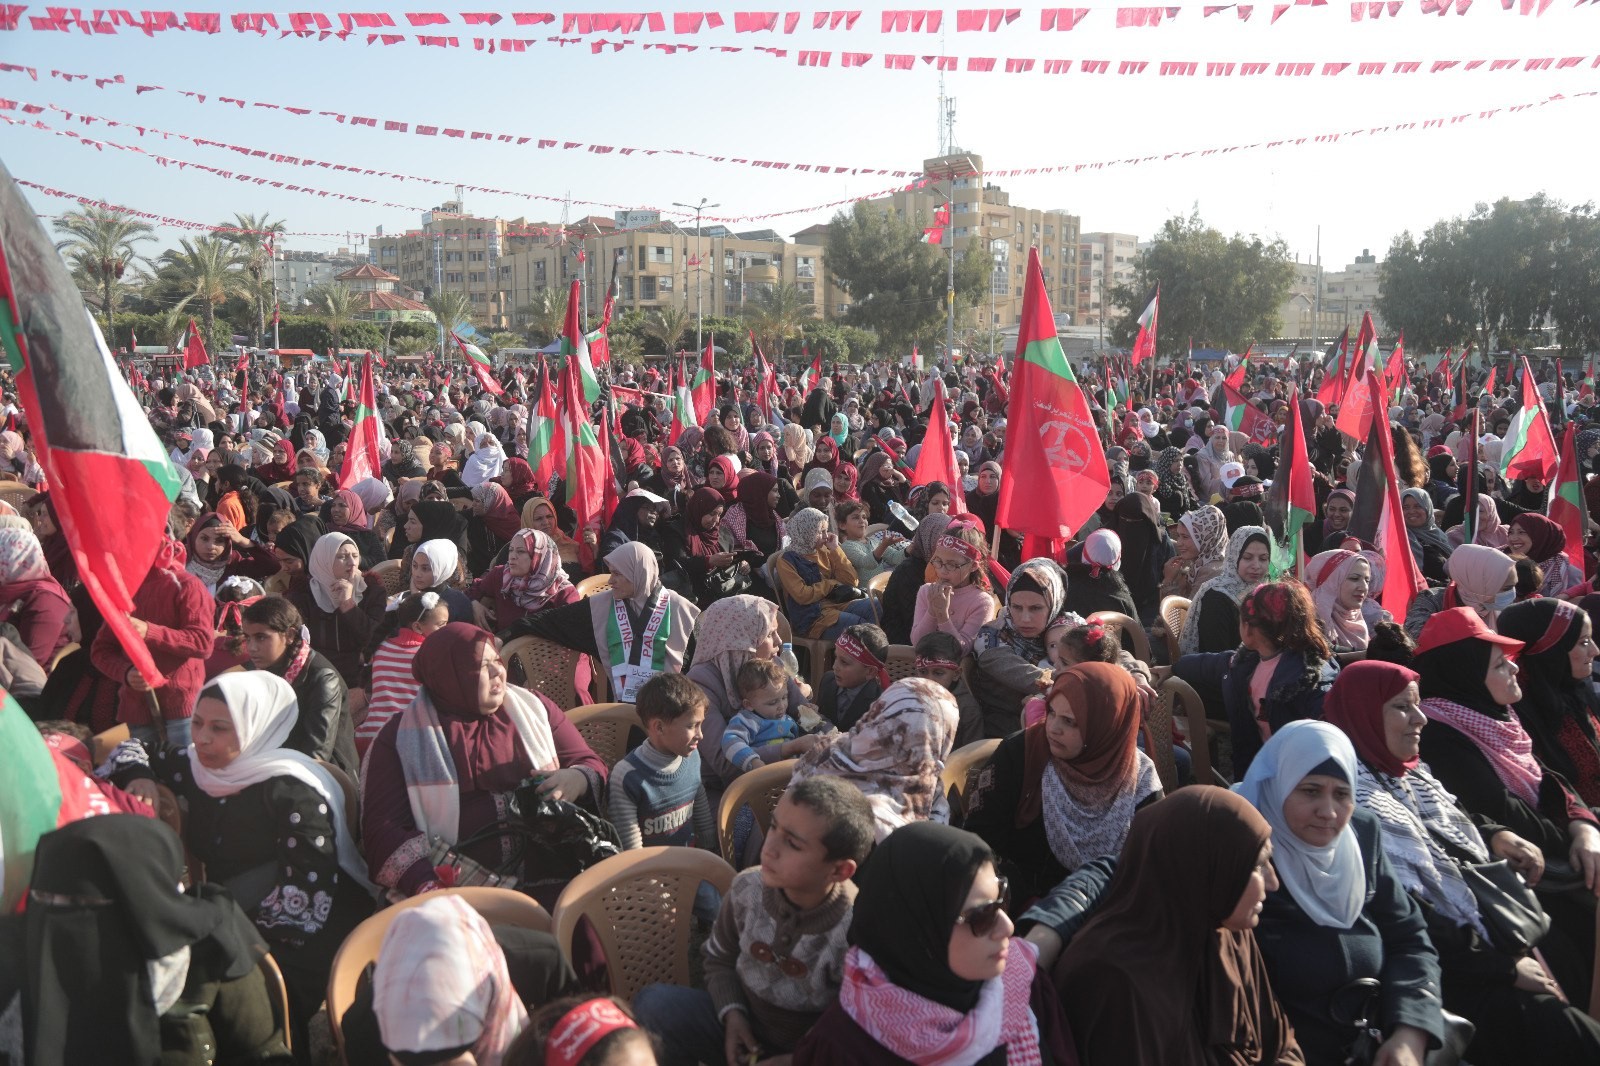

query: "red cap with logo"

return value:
[1415, 606, 1525, 658]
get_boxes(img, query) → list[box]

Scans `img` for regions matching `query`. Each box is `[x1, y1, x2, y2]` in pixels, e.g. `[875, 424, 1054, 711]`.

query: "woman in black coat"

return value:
[239, 594, 357, 775]
[879, 514, 952, 646]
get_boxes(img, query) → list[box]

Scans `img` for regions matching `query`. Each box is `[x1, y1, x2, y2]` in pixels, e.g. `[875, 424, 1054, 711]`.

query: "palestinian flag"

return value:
[1383, 331, 1408, 394]
[0, 691, 63, 911]
[1263, 389, 1317, 578]
[337, 353, 381, 489]
[527, 354, 559, 491]
[1500, 355, 1558, 485]
[798, 344, 821, 394]
[559, 279, 600, 404]
[690, 334, 717, 420]
[995, 248, 1109, 559]
[1315, 328, 1349, 407]
[1346, 372, 1425, 617]
[0, 160, 181, 685]
[559, 353, 605, 569]
[1129, 284, 1159, 367]
[1224, 382, 1276, 445]
[182, 317, 209, 369]
[669, 356, 697, 446]
[584, 288, 614, 389]
[453, 332, 504, 396]
[1552, 421, 1585, 562]
[1449, 351, 1469, 423]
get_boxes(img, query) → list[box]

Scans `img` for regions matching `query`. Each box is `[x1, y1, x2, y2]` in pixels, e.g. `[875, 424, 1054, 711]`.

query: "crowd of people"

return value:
[5, 347, 1600, 1066]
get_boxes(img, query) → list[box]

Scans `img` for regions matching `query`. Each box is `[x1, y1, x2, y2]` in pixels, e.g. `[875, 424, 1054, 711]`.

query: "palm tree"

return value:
[221, 212, 286, 346]
[744, 282, 816, 361]
[158, 235, 246, 341]
[427, 290, 473, 338]
[53, 207, 155, 337]
[641, 306, 690, 354]
[392, 332, 436, 361]
[515, 287, 568, 346]
[305, 283, 356, 352]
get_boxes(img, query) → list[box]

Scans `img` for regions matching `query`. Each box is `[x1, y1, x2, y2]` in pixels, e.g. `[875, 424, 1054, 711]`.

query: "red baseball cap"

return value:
[1426, 444, 1454, 459]
[1415, 606, 1525, 658]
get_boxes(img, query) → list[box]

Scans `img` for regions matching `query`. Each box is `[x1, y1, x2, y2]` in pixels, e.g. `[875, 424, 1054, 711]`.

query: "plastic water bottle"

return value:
[779, 642, 801, 678]
[887, 498, 919, 533]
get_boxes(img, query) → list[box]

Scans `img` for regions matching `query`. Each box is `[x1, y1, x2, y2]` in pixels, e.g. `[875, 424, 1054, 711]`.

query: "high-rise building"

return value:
[1322, 249, 1385, 335]
[1075, 232, 1140, 330]
[272, 248, 365, 310]
[370, 203, 527, 329]
[857, 151, 1080, 333]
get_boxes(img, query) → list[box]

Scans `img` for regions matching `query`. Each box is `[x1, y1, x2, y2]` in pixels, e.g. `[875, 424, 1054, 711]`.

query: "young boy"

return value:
[722, 659, 816, 775]
[632, 777, 875, 1066]
[607, 673, 715, 851]
[817, 622, 889, 731]
[913, 630, 963, 690]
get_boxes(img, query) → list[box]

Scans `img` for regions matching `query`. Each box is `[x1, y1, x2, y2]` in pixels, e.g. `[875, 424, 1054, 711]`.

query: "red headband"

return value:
[836, 631, 890, 688]
[916, 656, 961, 673]
[217, 595, 262, 632]
[545, 1000, 639, 1066]
[1525, 601, 1580, 657]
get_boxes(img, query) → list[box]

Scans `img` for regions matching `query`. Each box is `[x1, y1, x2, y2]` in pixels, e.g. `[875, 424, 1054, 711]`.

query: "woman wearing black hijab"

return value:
[1497, 597, 1600, 806]
[12, 815, 289, 1066]
[399, 499, 468, 563]
[1111, 491, 1172, 626]
[792, 822, 1075, 1065]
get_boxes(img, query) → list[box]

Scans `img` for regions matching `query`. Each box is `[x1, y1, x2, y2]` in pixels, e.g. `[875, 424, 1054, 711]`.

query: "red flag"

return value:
[1315, 327, 1350, 407]
[911, 378, 965, 513]
[1344, 312, 1375, 395]
[995, 249, 1109, 558]
[1347, 372, 1425, 617]
[1551, 421, 1586, 563]
[1383, 331, 1408, 394]
[1484, 364, 1497, 399]
[1334, 313, 1378, 440]
[182, 317, 209, 369]
[1129, 285, 1159, 367]
[1449, 351, 1469, 423]
[337, 354, 381, 489]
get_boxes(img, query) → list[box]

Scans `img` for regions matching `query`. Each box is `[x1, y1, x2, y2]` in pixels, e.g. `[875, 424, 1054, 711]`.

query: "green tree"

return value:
[743, 282, 817, 363]
[53, 207, 155, 335]
[640, 306, 690, 354]
[427, 291, 473, 339]
[516, 287, 568, 346]
[391, 331, 438, 361]
[488, 331, 525, 353]
[1108, 212, 1295, 354]
[220, 212, 285, 347]
[157, 235, 247, 341]
[1376, 222, 1478, 352]
[824, 201, 991, 356]
[304, 283, 357, 352]
[1550, 206, 1600, 357]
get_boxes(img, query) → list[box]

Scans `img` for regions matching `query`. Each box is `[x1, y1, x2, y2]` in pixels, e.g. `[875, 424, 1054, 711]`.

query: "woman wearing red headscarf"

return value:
[360, 622, 607, 904]
[1506, 512, 1587, 598]
[963, 662, 1164, 904]
[723, 471, 786, 561]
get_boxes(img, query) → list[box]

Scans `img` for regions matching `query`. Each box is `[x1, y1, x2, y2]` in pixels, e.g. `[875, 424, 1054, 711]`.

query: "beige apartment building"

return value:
[1076, 232, 1139, 329]
[858, 151, 1081, 331]
[369, 202, 828, 332]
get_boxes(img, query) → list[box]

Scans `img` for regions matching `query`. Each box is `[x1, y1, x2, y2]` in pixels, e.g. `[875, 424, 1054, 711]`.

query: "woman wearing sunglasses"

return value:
[793, 822, 1075, 1064]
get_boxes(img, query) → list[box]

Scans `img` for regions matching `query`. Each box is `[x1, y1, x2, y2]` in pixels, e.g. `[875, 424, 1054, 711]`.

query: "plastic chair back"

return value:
[716, 758, 796, 867]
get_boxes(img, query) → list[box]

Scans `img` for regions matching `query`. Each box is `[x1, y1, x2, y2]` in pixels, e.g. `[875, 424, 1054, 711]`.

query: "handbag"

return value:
[1457, 858, 1551, 955]
[1333, 979, 1475, 1066]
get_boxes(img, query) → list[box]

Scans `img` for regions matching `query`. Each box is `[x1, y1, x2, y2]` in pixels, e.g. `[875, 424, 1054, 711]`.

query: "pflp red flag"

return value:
[1383, 331, 1408, 394]
[1551, 421, 1586, 564]
[911, 377, 965, 513]
[1129, 284, 1159, 367]
[337, 353, 380, 489]
[1335, 313, 1378, 440]
[995, 248, 1109, 559]
[0, 159, 180, 687]
[182, 317, 209, 369]
[1347, 373, 1425, 617]
[1483, 364, 1497, 400]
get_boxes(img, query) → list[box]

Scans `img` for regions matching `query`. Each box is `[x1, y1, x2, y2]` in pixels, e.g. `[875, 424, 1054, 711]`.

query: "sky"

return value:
[7, 2, 1600, 273]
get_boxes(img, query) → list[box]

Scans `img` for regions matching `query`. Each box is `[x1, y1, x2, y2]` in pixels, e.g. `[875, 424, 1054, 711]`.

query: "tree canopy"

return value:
[1378, 194, 1600, 355]
[824, 201, 991, 356]
[1108, 212, 1295, 354]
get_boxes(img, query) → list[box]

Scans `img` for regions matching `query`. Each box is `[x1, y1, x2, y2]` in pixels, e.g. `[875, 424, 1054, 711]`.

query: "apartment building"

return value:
[1076, 232, 1140, 329]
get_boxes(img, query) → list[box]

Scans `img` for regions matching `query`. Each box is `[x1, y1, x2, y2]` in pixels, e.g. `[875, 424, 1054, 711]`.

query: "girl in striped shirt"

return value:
[356, 590, 450, 757]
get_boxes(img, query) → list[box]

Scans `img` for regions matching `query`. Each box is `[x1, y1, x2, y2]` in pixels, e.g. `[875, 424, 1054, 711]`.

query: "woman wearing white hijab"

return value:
[142, 672, 375, 1047]
[285, 530, 386, 687]
[461, 430, 506, 487]
[1236, 720, 1445, 1065]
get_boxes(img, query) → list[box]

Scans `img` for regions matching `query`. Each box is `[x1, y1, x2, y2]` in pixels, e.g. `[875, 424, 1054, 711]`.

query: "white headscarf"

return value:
[188, 672, 373, 892]
[308, 532, 368, 613]
[413, 538, 460, 591]
[1234, 720, 1365, 929]
[461, 431, 505, 487]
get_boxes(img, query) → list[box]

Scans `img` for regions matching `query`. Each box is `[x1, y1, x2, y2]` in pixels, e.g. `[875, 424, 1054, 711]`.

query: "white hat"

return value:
[1219, 461, 1245, 489]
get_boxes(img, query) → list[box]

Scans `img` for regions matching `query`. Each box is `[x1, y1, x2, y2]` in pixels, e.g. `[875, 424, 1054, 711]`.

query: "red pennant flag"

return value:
[995, 248, 1109, 557]
[182, 317, 209, 368]
[1315, 327, 1349, 407]
[1334, 313, 1378, 440]
[337, 353, 381, 488]
[911, 377, 965, 513]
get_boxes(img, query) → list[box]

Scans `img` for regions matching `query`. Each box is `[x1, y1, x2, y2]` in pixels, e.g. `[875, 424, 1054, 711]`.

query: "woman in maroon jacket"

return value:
[466, 527, 580, 634]
[88, 536, 213, 751]
[360, 622, 607, 907]
[0, 526, 73, 666]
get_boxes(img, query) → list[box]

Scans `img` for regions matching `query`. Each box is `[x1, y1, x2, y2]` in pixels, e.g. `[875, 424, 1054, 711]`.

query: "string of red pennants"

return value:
[12, 85, 1594, 230]
[0, 3, 1582, 41]
[8, 58, 1598, 198]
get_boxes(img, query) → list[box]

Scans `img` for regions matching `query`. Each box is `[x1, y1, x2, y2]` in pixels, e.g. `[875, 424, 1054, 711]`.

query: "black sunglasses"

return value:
[955, 877, 1011, 937]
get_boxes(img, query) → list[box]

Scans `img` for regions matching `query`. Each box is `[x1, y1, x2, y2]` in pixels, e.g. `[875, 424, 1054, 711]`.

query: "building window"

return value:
[659, 276, 673, 292]
[1043, 246, 1053, 258]
[640, 275, 657, 300]
[1044, 226, 1054, 238]
[796, 257, 816, 278]
[649, 246, 673, 264]
[445, 272, 463, 283]
[468, 251, 486, 262]
[468, 272, 485, 283]
[620, 277, 635, 299]
[446, 252, 463, 263]
[1015, 222, 1024, 233]
[469, 292, 486, 303]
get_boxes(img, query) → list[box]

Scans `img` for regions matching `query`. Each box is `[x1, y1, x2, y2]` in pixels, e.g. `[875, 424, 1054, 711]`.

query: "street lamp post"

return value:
[672, 198, 720, 352]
